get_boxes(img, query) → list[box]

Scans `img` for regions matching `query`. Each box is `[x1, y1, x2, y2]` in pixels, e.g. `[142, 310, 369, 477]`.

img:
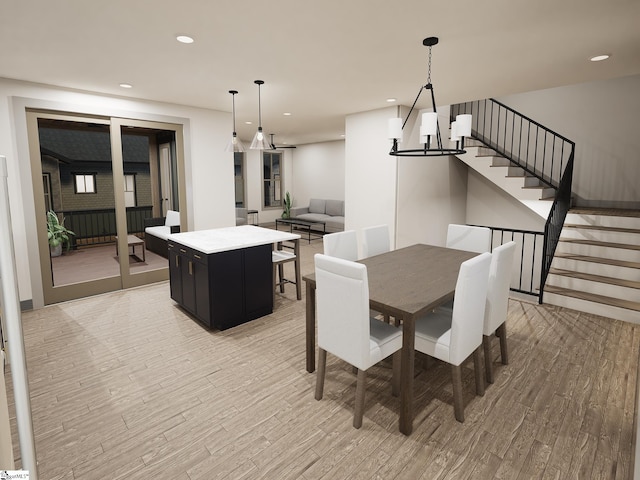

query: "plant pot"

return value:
[50, 244, 62, 257]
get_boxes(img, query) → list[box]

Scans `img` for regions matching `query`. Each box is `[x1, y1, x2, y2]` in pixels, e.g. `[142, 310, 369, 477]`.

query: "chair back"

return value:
[323, 230, 358, 261]
[446, 224, 491, 253]
[361, 225, 390, 258]
[449, 252, 492, 365]
[314, 254, 370, 369]
[484, 241, 516, 335]
[165, 210, 180, 227]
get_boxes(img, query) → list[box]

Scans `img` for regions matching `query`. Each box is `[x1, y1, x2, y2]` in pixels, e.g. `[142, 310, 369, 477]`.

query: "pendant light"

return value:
[224, 90, 246, 152]
[388, 37, 472, 157]
[250, 80, 271, 150]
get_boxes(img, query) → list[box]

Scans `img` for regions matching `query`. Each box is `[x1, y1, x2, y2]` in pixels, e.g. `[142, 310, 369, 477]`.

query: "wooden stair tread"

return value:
[554, 253, 640, 270]
[559, 238, 640, 251]
[544, 285, 640, 312]
[564, 223, 640, 234]
[549, 267, 640, 289]
[569, 207, 640, 218]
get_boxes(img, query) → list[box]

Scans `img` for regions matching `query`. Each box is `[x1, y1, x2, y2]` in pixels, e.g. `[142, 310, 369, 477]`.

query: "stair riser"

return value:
[556, 241, 640, 263]
[552, 258, 640, 282]
[561, 228, 640, 245]
[543, 291, 640, 325]
[546, 275, 640, 302]
[566, 213, 640, 229]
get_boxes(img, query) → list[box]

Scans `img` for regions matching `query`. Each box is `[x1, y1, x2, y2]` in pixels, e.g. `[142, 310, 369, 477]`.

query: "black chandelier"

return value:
[389, 37, 472, 157]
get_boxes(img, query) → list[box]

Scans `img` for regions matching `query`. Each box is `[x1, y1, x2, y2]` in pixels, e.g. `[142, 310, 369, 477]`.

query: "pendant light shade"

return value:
[250, 80, 271, 150]
[224, 90, 246, 153]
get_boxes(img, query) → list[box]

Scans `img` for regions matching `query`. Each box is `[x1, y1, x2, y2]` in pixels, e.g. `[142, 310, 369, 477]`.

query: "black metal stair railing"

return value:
[451, 98, 575, 302]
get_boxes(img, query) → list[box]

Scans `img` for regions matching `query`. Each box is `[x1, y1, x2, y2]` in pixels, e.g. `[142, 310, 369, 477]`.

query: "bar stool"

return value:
[272, 238, 301, 305]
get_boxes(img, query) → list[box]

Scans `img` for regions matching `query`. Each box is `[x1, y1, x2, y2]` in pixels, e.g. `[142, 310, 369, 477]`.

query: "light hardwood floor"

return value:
[7, 239, 640, 479]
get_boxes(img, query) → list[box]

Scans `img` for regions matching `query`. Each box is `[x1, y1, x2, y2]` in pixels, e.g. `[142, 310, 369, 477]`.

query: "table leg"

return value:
[399, 314, 415, 435]
[305, 281, 316, 373]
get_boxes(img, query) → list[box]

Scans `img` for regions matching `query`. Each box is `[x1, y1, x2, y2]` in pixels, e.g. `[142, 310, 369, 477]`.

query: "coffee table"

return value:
[275, 218, 325, 244]
[115, 234, 145, 262]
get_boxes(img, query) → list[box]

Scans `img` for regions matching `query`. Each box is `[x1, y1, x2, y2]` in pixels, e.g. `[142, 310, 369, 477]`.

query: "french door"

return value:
[26, 111, 186, 304]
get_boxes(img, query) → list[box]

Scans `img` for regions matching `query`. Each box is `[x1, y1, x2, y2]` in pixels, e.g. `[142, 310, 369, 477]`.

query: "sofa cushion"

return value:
[308, 198, 326, 214]
[165, 210, 180, 227]
[325, 199, 344, 217]
[296, 213, 330, 223]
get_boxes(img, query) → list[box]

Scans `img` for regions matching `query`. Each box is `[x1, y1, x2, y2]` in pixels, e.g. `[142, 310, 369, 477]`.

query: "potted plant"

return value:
[47, 210, 75, 257]
[281, 191, 292, 219]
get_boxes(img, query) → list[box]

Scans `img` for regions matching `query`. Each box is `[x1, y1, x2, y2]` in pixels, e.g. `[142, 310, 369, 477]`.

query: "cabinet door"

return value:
[210, 249, 244, 330]
[244, 244, 273, 320]
[168, 243, 183, 304]
[181, 252, 196, 314]
[192, 253, 211, 325]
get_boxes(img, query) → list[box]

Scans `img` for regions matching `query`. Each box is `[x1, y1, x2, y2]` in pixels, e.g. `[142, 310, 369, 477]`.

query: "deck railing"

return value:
[452, 98, 575, 302]
[58, 206, 153, 247]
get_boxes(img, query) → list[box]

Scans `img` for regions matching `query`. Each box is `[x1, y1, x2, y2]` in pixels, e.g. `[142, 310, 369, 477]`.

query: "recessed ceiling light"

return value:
[245, 121, 253, 125]
[386, 98, 397, 103]
[283, 112, 292, 116]
[590, 54, 610, 62]
[176, 35, 194, 44]
[119, 83, 133, 89]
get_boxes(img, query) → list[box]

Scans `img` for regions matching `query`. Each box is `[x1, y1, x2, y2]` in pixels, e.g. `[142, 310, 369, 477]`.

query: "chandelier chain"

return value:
[427, 46, 432, 85]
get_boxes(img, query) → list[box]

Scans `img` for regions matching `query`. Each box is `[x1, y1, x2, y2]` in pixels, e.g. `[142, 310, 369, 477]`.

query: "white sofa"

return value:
[144, 210, 180, 258]
[290, 198, 344, 233]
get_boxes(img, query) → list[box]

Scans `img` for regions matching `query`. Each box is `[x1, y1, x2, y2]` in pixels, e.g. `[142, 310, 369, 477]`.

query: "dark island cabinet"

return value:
[167, 240, 273, 330]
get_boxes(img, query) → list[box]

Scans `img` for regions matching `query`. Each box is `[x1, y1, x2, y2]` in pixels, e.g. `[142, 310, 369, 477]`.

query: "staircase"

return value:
[457, 143, 554, 219]
[543, 209, 640, 324]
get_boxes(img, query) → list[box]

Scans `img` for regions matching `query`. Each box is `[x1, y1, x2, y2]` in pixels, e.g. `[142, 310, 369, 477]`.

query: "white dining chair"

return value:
[323, 230, 358, 261]
[483, 241, 516, 384]
[414, 252, 492, 422]
[361, 224, 391, 258]
[446, 224, 491, 253]
[314, 253, 403, 428]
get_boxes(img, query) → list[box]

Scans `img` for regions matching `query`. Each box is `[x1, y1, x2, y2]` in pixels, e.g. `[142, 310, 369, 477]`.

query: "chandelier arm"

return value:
[401, 84, 428, 130]
[428, 83, 444, 150]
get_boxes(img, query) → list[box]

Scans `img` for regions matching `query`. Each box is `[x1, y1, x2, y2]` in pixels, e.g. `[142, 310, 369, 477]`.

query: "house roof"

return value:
[1, 0, 639, 145]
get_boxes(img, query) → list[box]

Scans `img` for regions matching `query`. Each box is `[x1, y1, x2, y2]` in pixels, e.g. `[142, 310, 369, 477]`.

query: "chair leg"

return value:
[278, 263, 285, 293]
[272, 263, 277, 306]
[483, 334, 494, 384]
[498, 322, 509, 365]
[315, 348, 327, 400]
[294, 257, 302, 300]
[354, 368, 367, 429]
[451, 364, 465, 423]
[473, 346, 485, 396]
[391, 351, 401, 397]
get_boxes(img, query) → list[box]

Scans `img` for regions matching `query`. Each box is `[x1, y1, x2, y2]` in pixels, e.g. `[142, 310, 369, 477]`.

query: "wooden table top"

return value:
[304, 243, 477, 319]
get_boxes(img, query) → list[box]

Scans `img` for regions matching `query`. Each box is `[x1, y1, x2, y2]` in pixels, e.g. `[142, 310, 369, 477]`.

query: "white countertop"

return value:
[167, 225, 301, 254]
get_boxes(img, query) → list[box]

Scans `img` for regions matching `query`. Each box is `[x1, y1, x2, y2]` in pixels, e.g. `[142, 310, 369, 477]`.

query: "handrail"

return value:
[452, 98, 575, 303]
[451, 98, 575, 189]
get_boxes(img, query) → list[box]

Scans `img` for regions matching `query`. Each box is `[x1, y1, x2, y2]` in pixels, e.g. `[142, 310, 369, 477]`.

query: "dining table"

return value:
[302, 243, 478, 435]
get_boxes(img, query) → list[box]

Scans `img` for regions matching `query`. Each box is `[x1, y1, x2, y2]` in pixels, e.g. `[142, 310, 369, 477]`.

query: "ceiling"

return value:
[2, 0, 639, 146]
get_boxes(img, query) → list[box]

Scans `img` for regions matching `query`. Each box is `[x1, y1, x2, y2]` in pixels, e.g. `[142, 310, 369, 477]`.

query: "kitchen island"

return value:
[167, 225, 300, 330]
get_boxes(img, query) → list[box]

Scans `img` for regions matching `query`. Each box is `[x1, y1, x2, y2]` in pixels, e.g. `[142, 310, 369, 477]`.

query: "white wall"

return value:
[345, 107, 400, 246]
[0, 78, 233, 305]
[497, 74, 640, 209]
[466, 170, 546, 232]
[290, 141, 345, 208]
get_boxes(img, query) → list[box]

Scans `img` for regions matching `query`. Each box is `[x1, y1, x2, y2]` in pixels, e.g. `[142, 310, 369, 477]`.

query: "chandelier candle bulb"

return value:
[421, 112, 438, 135]
[450, 121, 460, 142]
[456, 114, 472, 138]
[388, 118, 403, 141]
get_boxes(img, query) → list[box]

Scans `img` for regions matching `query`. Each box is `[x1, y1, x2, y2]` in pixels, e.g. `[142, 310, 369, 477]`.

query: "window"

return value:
[42, 173, 52, 212]
[262, 151, 282, 208]
[74, 173, 96, 194]
[124, 173, 136, 207]
[234, 152, 245, 207]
